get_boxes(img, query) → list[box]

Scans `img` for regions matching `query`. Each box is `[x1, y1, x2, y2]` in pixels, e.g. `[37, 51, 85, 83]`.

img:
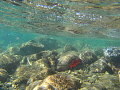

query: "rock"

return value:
[26, 80, 42, 90]
[19, 40, 45, 56]
[20, 50, 58, 68]
[0, 54, 21, 73]
[13, 64, 43, 85]
[57, 51, 81, 71]
[90, 83, 107, 90]
[103, 47, 120, 63]
[34, 37, 59, 50]
[13, 64, 55, 86]
[13, 65, 34, 85]
[8, 47, 20, 55]
[95, 74, 120, 90]
[35, 50, 58, 69]
[78, 72, 120, 90]
[27, 68, 56, 85]
[0, 69, 9, 82]
[94, 47, 104, 57]
[40, 68, 56, 77]
[0, 83, 7, 90]
[79, 51, 98, 65]
[27, 74, 80, 90]
[63, 44, 78, 52]
[88, 58, 114, 74]
[20, 53, 42, 65]
[80, 83, 107, 90]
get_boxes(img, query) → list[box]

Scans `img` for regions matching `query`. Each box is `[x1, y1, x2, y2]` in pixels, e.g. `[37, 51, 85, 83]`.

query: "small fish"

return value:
[69, 59, 81, 69]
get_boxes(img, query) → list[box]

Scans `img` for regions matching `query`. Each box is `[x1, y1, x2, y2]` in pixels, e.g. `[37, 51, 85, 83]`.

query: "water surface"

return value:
[0, 0, 120, 49]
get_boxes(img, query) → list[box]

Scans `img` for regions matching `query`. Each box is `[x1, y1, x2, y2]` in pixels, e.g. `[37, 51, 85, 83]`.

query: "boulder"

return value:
[19, 40, 44, 56]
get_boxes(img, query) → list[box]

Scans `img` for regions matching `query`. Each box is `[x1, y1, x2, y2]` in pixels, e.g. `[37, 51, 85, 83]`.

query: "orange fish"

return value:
[69, 59, 81, 69]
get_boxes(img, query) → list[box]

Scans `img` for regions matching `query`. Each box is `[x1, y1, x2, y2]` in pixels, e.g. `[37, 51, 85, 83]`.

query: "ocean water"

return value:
[0, 0, 120, 89]
[0, 0, 120, 51]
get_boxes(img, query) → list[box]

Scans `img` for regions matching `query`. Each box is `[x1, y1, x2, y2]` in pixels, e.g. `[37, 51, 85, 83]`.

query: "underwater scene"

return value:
[0, 0, 120, 90]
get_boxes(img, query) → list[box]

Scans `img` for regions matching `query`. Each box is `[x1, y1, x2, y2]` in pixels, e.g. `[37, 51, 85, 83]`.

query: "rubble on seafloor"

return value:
[0, 37, 120, 90]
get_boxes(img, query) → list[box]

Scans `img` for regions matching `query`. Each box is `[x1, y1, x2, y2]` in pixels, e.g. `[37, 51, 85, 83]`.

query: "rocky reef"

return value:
[0, 37, 120, 90]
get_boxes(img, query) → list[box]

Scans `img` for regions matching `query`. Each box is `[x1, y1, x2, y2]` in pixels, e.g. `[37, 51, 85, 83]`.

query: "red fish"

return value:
[69, 59, 81, 69]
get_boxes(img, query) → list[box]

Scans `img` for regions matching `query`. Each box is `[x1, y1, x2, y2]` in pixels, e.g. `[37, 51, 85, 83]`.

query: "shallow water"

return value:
[0, 0, 120, 49]
[1, 1, 120, 90]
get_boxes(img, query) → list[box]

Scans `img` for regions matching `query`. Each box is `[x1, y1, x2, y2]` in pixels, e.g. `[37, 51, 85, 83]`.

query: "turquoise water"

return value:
[0, 0, 120, 50]
[0, 1, 120, 89]
[0, 29, 120, 51]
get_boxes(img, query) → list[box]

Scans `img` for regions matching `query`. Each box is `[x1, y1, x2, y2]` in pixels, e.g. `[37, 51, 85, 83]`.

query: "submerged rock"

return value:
[13, 65, 35, 85]
[0, 69, 9, 82]
[34, 37, 59, 50]
[26, 80, 42, 90]
[57, 51, 81, 71]
[77, 71, 120, 90]
[26, 68, 56, 86]
[95, 74, 120, 90]
[88, 58, 114, 74]
[13, 64, 55, 86]
[79, 51, 98, 65]
[34, 50, 58, 70]
[103, 47, 120, 63]
[20, 53, 43, 65]
[20, 50, 58, 69]
[94, 47, 104, 57]
[26, 74, 80, 90]
[8, 47, 20, 55]
[19, 40, 45, 56]
[80, 83, 107, 90]
[0, 54, 21, 73]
